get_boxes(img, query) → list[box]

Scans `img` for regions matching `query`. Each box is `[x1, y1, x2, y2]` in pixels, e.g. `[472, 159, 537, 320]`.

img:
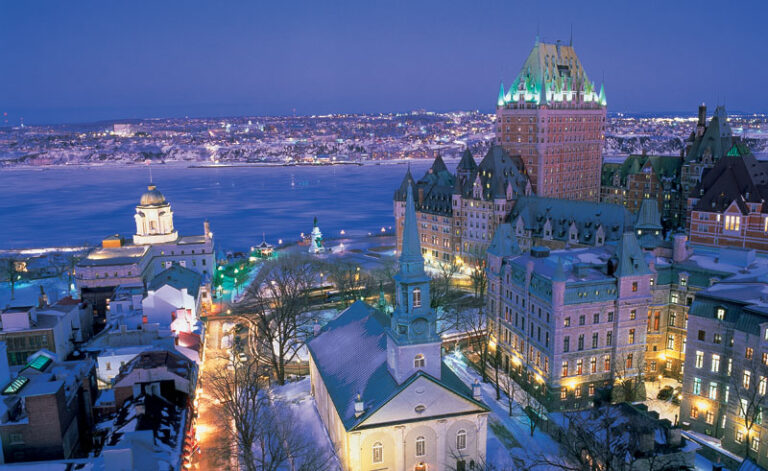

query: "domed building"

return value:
[76, 183, 215, 318]
[133, 185, 179, 245]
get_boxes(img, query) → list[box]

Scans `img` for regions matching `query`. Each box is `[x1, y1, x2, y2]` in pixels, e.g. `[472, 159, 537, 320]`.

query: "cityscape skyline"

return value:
[2, 0, 767, 125]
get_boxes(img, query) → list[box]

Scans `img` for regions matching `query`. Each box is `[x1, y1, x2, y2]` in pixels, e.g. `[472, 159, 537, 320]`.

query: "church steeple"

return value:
[387, 185, 441, 384]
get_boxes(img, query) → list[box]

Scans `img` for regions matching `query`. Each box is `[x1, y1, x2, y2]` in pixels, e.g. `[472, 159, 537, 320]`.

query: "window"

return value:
[626, 353, 633, 369]
[695, 351, 704, 368]
[706, 410, 715, 425]
[372, 443, 383, 463]
[671, 292, 679, 304]
[751, 436, 760, 453]
[716, 307, 725, 320]
[711, 354, 720, 373]
[740, 399, 749, 418]
[575, 386, 582, 398]
[414, 354, 425, 368]
[577, 359, 583, 375]
[629, 310, 636, 320]
[746, 347, 754, 360]
[632, 282, 638, 292]
[564, 317, 571, 327]
[579, 315, 585, 326]
[691, 405, 699, 419]
[667, 335, 675, 350]
[413, 288, 422, 308]
[708, 382, 718, 400]
[760, 376, 767, 396]
[590, 357, 597, 374]
[604, 355, 611, 371]
[593, 313, 599, 324]
[697, 330, 705, 341]
[727, 359, 733, 376]
[606, 331, 613, 346]
[669, 312, 677, 327]
[607, 312, 614, 322]
[725, 215, 740, 232]
[563, 337, 570, 353]
[714, 333, 722, 344]
[561, 388, 567, 399]
[744, 370, 752, 389]
[578, 335, 584, 351]
[456, 430, 467, 450]
[735, 430, 745, 444]
[693, 378, 701, 395]
[416, 436, 426, 457]
[562, 361, 568, 377]
[589, 384, 595, 396]
[763, 352, 768, 366]
[592, 333, 598, 349]
[628, 329, 635, 345]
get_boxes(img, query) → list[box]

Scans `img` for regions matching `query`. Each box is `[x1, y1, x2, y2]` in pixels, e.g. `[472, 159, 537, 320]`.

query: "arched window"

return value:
[372, 442, 383, 463]
[413, 288, 422, 308]
[456, 429, 467, 450]
[416, 436, 426, 457]
[414, 354, 425, 368]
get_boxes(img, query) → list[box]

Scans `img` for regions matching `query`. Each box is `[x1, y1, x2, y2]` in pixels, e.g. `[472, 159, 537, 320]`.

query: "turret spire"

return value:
[497, 81, 506, 107]
[399, 185, 425, 275]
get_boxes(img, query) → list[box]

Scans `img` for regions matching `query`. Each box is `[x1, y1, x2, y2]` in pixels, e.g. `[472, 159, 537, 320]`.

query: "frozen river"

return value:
[0, 161, 437, 250]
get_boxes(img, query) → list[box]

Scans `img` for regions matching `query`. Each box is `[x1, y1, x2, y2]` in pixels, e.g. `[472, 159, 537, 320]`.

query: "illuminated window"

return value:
[752, 436, 760, 453]
[712, 354, 720, 373]
[709, 382, 718, 400]
[413, 288, 422, 308]
[693, 378, 701, 395]
[695, 351, 704, 368]
[415, 436, 426, 457]
[744, 370, 752, 389]
[372, 443, 383, 463]
[456, 430, 467, 450]
[747, 348, 754, 360]
[414, 354, 425, 369]
[716, 307, 725, 320]
[724, 215, 741, 231]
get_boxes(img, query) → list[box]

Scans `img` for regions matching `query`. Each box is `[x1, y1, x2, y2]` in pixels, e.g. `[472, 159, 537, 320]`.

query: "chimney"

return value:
[418, 188, 425, 206]
[673, 234, 688, 263]
[204, 220, 211, 239]
[696, 103, 707, 137]
[354, 393, 365, 418]
[472, 379, 482, 401]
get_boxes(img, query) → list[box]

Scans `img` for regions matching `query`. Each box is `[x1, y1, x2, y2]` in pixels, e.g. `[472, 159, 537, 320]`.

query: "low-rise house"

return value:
[112, 350, 196, 409]
[0, 345, 96, 464]
[142, 264, 203, 333]
[0, 297, 93, 366]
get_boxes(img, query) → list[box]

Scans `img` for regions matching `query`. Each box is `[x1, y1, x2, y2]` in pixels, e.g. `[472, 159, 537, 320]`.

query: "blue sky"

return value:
[1, 0, 766, 124]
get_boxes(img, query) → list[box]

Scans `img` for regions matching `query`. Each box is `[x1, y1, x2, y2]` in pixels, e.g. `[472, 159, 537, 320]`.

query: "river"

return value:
[0, 161, 438, 250]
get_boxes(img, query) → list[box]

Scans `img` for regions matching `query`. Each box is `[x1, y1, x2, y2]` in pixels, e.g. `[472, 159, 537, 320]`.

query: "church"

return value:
[76, 184, 214, 316]
[309, 185, 489, 471]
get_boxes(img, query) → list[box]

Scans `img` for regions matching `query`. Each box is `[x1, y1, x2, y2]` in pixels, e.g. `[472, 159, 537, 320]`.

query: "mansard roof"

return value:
[487, 223, 520, 259]
[614, 232, 653, 277]
[455, 146, 529, 201]
[307, 301, 486, 431]
[635, 199, 663, 231]
[693, 148, 768, 214]
[510, 196, 633, 245]
[601, 154, 682, 187]
[686, 107, 735, 164]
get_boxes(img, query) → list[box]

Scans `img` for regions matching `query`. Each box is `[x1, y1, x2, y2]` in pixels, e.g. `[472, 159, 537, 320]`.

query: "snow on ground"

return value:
[269, 377, 341, 470]
[0, 275, 70, 308]
[443, 353, 570, 468]
[642, 377, 682, 423]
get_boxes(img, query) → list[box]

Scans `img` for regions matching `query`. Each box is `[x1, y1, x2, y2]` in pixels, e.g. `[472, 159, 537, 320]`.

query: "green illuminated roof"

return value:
[3, 376, 29, 395]
[27, 354, 52, 372]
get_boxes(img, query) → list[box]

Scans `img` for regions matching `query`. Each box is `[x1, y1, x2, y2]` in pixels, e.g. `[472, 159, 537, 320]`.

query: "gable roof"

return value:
[307, 301, 486, 431]
[510, 196, 634, 245]
[693, 150, 768, 214]
[148, 264, 202, 298]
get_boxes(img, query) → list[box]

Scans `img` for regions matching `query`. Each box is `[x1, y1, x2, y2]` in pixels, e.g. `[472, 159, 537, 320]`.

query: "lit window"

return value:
[413, 288, 422, 308]
[693, 378, 701, 395]
[708, 382, 718, 400]
[456, 430, 467, 450]
[711, 354, 720, 373]
[414, 354, 425, 369]
[716, 307, 725, 320]
[695, 351, 704, 368]
[415, 436, 426, 457]
[752, 436, 760, 453]
[744, 370, 752, 389]
[372, 442, 383, 463]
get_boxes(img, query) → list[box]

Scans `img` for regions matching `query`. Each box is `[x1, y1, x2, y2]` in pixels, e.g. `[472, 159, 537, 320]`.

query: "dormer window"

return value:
[414, 354, 425, 368]
[716, 307, 725, 321]
[413, 288, 422, 308]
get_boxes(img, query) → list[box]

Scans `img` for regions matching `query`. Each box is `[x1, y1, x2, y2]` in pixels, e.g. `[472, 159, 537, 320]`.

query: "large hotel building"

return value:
[495, 38, 607, 201]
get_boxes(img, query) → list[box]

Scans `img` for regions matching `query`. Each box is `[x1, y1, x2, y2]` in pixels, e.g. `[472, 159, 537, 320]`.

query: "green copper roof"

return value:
[3, 376, 29, 395]
[614, 232, 652, 278]
[635, 199, 663, 231]
[27, 354, 53, 372]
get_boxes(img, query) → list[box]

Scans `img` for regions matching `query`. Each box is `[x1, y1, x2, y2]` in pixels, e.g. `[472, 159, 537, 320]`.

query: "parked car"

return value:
[657, 385, 674, 401]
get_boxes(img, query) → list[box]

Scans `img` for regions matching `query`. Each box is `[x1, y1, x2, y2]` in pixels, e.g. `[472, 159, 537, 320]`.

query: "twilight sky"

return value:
[1, 0, 766, 124]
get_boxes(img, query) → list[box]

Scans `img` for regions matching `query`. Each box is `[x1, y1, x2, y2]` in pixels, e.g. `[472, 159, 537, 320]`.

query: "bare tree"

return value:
[237, 254, 317, 385]
[204, 353, 269, 471]
[499, 372, 517, 417]
[612, 353, 647, 403]
[527, 404, 694, 471]
[430, 259, 460, 310]
[205, 353, 336, 471]
[320, 259, 371, 308]
[730, 353, 768, 461]
[456, 306, 490, 382]
[0, 257, 19, 300]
